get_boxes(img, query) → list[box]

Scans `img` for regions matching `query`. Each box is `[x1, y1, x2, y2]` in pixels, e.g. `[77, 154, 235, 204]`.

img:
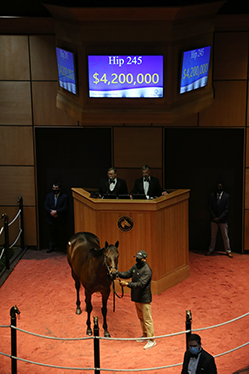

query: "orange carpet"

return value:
[0, 249, 249, 374]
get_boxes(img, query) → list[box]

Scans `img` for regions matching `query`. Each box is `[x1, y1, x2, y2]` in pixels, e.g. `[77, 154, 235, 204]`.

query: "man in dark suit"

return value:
[181, 333, 217, 374]
[44, 182, 68, 253]
[98, 167, 128, 197]
[206, 182, 233, 257]
[130, 165, 167, 199]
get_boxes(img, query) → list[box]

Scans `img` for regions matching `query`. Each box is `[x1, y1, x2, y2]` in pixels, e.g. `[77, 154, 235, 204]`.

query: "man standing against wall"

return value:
[206, 182, 233, 257]
[44, 182, 68, 253]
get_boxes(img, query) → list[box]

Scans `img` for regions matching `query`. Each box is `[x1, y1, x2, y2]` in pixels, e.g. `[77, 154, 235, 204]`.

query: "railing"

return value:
[0, 197, 24, 270]
[0, 307, 249, 374]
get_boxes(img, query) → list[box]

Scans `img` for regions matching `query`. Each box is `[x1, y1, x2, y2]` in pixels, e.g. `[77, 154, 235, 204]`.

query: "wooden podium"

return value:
[72, 188, 190, 295]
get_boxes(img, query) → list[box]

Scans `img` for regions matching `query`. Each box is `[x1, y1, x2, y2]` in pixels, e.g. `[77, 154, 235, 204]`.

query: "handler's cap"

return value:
[134, 250, 147, 259]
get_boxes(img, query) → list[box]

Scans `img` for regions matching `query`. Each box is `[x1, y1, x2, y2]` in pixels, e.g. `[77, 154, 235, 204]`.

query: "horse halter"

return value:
[104, 251, 118, 279]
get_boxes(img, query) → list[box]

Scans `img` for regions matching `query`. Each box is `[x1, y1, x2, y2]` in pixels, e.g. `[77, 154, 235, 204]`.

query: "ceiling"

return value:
[1, 0, 249, 17]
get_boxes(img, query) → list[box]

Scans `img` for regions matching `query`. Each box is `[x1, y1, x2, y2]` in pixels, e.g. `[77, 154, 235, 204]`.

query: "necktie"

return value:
[217, 194, 220, 205]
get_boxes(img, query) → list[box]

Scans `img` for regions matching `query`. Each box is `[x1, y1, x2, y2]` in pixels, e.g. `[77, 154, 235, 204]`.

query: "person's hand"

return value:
[213, 217, 220, 223]
[120, 280, 128, 287]
[50, 210, 58, 217]
[162, 191, 168, 196]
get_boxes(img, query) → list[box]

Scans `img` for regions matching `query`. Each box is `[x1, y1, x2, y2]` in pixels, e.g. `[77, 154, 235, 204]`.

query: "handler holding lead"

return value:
[118, 250, 156, 350]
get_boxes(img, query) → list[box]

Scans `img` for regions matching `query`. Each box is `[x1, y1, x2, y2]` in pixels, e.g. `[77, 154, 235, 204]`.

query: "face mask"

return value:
[136, 258, 145, 268]
[189, 346, 200, 355]
[53, 190, 59, 196]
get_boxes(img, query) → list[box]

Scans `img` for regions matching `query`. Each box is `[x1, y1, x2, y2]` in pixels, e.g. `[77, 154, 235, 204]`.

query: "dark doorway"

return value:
[36, 127, 112, 250]
[165, 128, 244, 253]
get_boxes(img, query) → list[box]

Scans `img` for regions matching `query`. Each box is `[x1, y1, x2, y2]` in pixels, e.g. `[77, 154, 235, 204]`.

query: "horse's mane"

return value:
[90, 247, 105, 258]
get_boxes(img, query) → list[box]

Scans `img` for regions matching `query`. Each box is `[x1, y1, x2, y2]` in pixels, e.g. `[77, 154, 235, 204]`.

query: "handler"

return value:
[118, 250, 156, 350]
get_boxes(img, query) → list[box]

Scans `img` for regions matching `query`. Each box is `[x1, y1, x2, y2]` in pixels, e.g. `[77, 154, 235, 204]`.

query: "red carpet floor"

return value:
[0, 249, 249, 374]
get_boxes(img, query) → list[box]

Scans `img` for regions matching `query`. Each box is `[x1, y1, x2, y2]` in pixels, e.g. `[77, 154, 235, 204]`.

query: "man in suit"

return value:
[206, 182, 233, 258]
[181, 333, 217, 374]
[98, 167, 128, 197]
[44, 182, 68, 253]
[130, 165, 167, 199]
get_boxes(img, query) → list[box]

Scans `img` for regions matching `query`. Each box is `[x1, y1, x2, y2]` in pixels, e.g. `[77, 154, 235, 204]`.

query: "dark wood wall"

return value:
[0, 15, 249, 253]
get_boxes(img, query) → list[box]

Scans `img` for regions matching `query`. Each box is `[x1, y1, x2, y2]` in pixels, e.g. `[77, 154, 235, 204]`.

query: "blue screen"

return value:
[88, 55, 163, 98]
[56, 47, 77, 95]
[180, 46, 211, 94]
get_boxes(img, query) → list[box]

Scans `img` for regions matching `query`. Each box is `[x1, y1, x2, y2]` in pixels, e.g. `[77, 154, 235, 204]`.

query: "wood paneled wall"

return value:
[0, 15, 249, 252]
[0, 33, 76, 246]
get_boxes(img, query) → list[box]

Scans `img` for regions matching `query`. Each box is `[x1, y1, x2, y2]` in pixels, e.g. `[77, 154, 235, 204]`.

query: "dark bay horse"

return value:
[67, 232, 119, 337]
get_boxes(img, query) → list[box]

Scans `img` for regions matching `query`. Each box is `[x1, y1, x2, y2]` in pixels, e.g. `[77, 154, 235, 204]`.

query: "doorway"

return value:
[165, 128, 244, 253]
[35, 127, 112, 249]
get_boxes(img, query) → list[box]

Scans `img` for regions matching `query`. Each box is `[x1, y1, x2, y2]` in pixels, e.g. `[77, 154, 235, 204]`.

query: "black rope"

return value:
[112, 278, 124, 312]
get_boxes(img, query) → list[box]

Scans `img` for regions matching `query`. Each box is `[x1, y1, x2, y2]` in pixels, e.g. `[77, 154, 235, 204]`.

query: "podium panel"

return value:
[72, 188, 190, 294]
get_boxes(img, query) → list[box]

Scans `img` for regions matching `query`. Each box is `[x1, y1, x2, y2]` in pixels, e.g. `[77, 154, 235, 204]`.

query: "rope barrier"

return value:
[0, 229, 22, 260]
[191, 311, 249, 332]
[9, 229, 22, 249]
[1, 306, 249, 371]
[10, 325, 93, 340]
[0, 352, 94, 371]
[0, 206, 23, 261]
[99, 330, 191, 340]
[0, 248, 5, 261]
[8, 312, 249, 342]
[8, 210, 21, 226]
[0, 311, 247, 372]
[1, 341, 249, 372]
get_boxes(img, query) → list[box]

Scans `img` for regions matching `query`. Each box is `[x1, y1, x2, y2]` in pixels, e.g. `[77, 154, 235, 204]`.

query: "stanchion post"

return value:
[2, 213, 10, 270]
[18, 196, 25, 249]
[185, 310, 192, 351]
[10, 305, 21, 374]
[93, 316, 100, 374]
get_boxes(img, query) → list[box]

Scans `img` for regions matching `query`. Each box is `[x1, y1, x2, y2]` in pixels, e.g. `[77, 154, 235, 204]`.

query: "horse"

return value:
[67, 231, 119, 337]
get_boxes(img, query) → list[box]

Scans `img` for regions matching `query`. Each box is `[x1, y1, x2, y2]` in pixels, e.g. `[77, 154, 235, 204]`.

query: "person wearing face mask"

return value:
[181, 334, 217, 374]
[206, 182, 233, 257]
[44, 182, 68, 253]
[118, 250, 156, 350]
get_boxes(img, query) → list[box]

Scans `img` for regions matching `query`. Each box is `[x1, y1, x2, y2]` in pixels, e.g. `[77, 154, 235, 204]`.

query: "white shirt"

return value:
[143, 177, 150, 197]
[187, 353, 201, 374]
[109, 178, 117, 191]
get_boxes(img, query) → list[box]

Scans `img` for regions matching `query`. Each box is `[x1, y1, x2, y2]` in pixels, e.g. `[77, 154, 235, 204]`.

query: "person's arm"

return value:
[56, 194, 68, 215]
[126, 266, 151, 289]
[154, 178, 163, 197]
[118, 267, 133, 279]
[209, 194, 216, 221]
[44, 194, 52, 213]
[218, 195, 230, 222]
[206, 356, 217, 374]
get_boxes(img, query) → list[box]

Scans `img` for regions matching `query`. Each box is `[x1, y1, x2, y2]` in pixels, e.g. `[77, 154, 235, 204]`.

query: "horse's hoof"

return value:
[104, 331, 111, 338]
[87, 328, 92, 336]
[76, 308, 82, 315]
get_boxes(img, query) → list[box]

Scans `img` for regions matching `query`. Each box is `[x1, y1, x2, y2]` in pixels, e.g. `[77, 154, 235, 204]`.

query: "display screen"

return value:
[56, 47, 77, 95]
[88, 55, 163, 98]
[180, 46, 211, 94]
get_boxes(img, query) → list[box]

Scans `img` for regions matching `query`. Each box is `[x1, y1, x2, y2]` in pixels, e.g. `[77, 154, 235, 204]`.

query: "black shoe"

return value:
[205, 251, 212, 256]
[46, 248, 54, 253]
